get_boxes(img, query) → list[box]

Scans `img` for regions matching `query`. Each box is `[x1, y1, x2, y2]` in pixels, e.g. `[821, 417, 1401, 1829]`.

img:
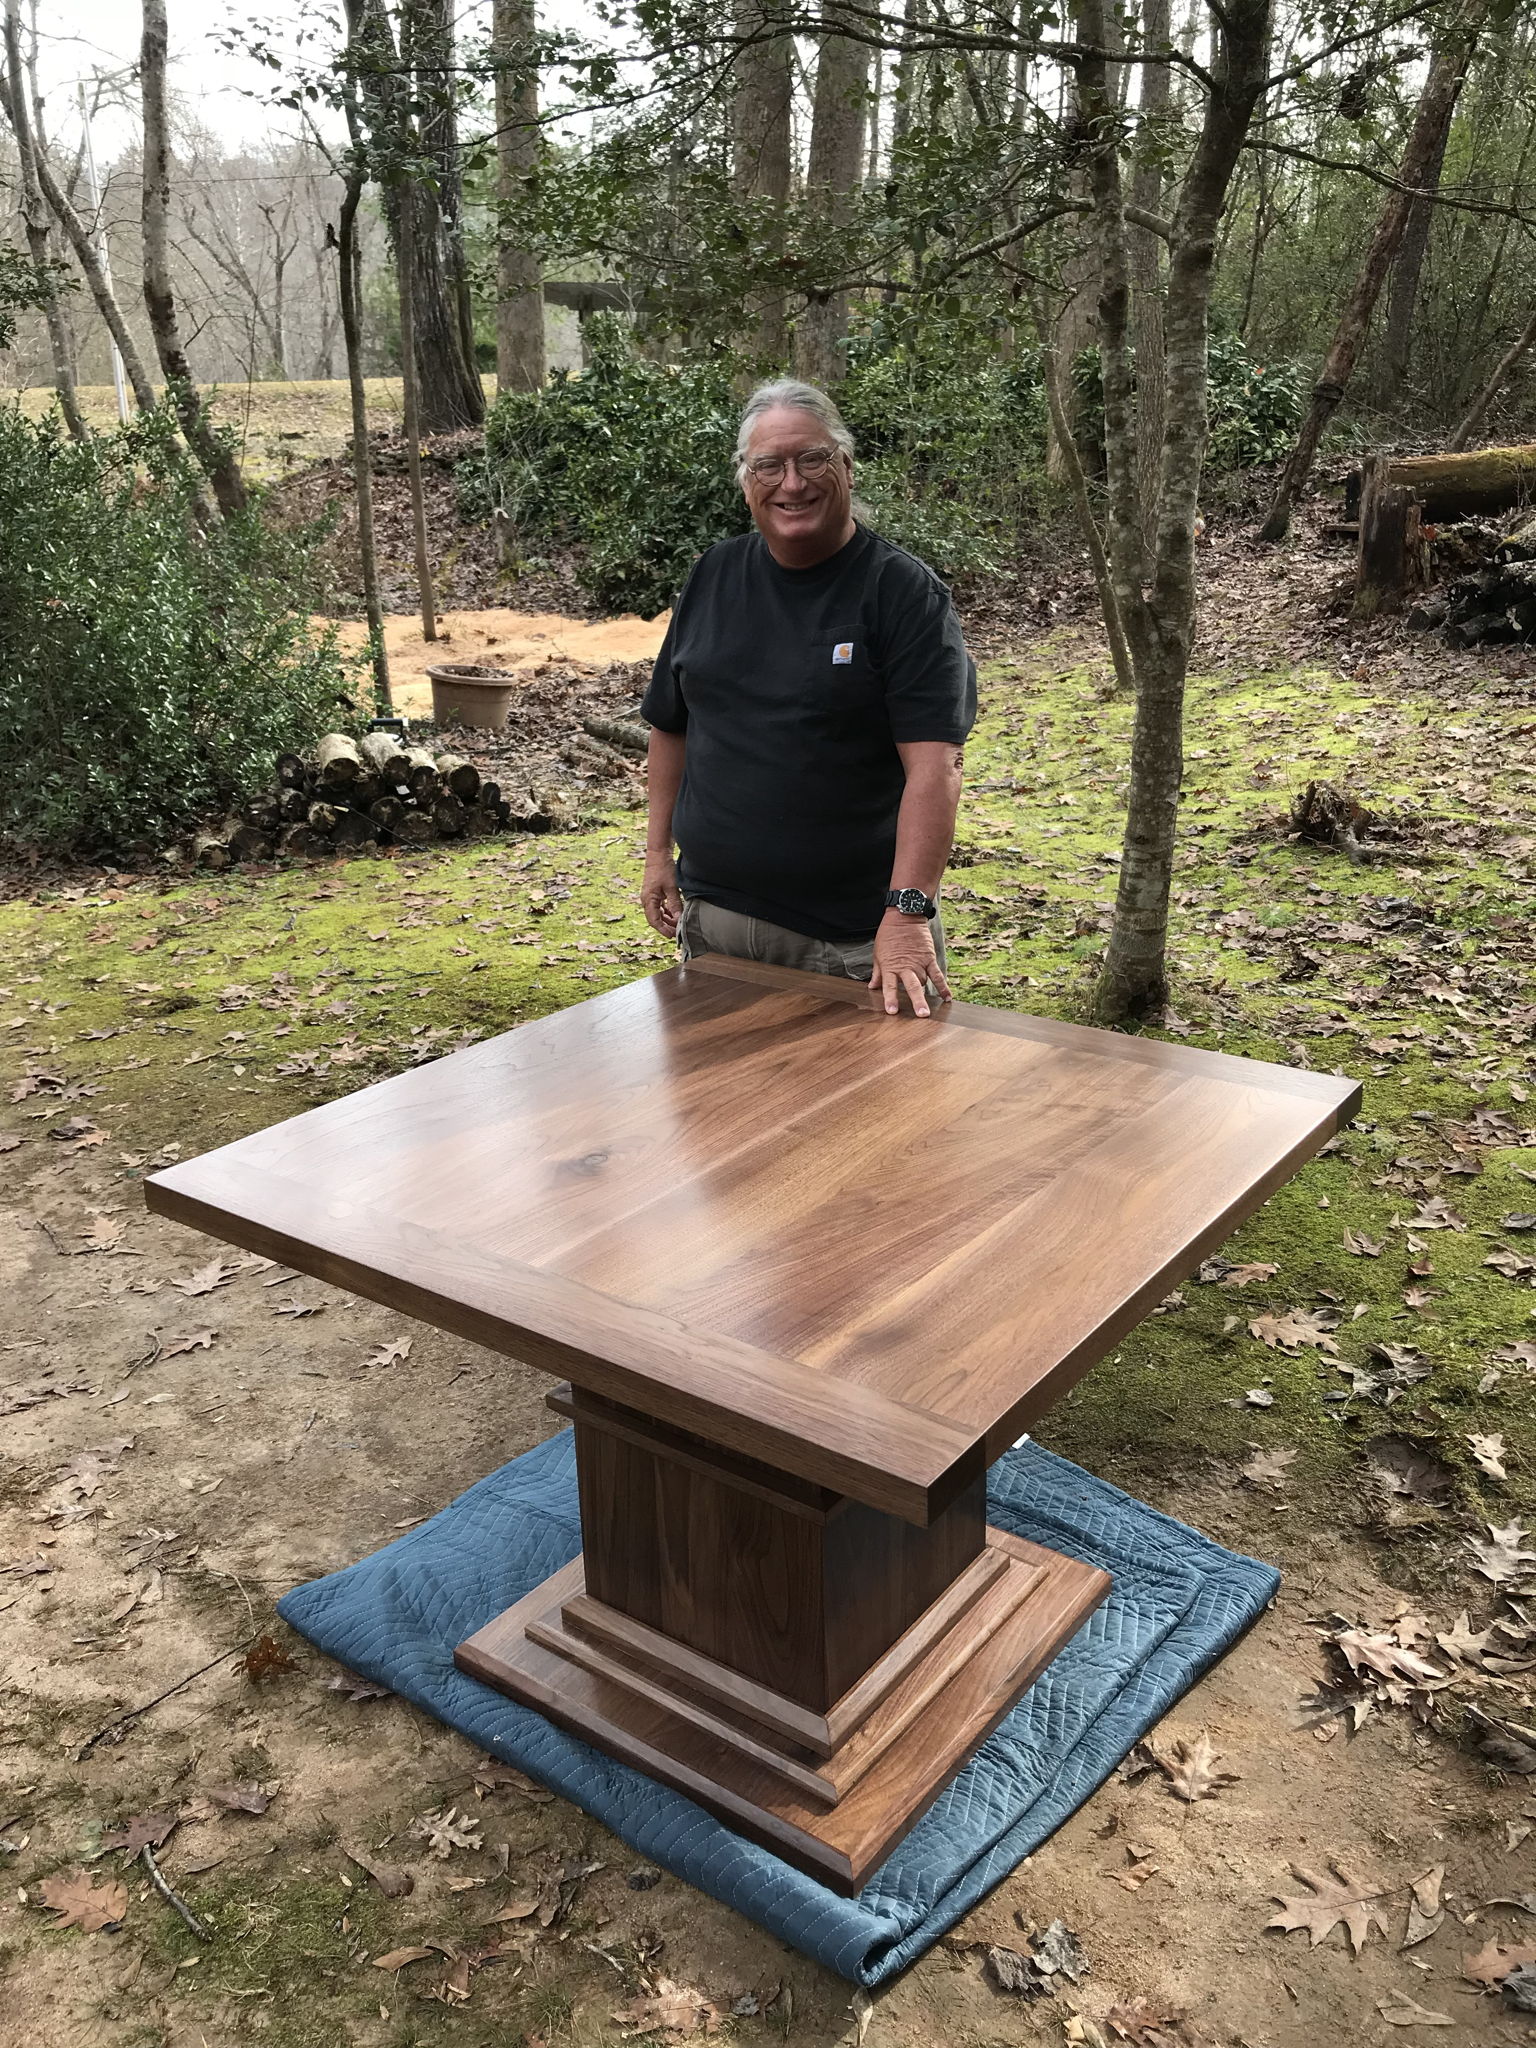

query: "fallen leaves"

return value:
[1470, 1522, 1536, 1586]
[1156, 1732, 1239, 1803]
[40, 1866, 128, 1932]
[1249, 1307, 1340, 1354]
[1402, 1865, 1445, 1948]
[411, 1807, 482, 1859]
[1464, 1938, 1536, 1986]
[1332, 1629, 1447, 1688]
[1266, 1862, 1389, 1954]
[161, 1329, 217, 1359]
[612, 1978, 721, 2037]
[1404, 1195, 1466, 1233]
[1468, 1432, 1508, 1479]
[170, 1258, 239, 1298]
[344, 1844, 414, 1897]
[205, 1781, 275, 1815]
[1239, 1445, 1296, 1489]
[1376, 1992, 1453, 2027]
[367, 1336, 413, 1369]
[373, 1945, 436, 1972]
[242, 1634, 299, 1682]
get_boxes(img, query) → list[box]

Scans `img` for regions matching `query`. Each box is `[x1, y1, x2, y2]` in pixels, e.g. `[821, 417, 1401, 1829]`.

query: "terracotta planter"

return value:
[426, 663, 518, 730]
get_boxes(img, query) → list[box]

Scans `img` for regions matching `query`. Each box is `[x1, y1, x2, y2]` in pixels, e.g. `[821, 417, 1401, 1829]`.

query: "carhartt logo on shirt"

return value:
[832, 642, 855, 665]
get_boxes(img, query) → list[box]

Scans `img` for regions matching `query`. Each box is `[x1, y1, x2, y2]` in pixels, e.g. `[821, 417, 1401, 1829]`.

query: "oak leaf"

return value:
[1240, 1446, 1296, 1489]
[243, 1634, 298, 1680]
[612, 1977, 720, 2035]
[162, 1330, 216, 1359]
[1266, 1862, 1389, 1954]
[1437, 1611, 1495, 1666]
[40, 1866, 128, 1932]
[1157, 1731, 1239, 1802]
[411, 1806, 482, 1858]
[1332, 1629, 1446, 1686]
[1470, 1521, 1536, 1585]
[1464, 1938, 1536, 1986]
[1468, 1432, 1507, 1479]
[367, 1336, 412, 1369]
[1249, 1309, 1339, 1355]
[171, 1258, 238, 1297]
[100, 1811, 177, 1857]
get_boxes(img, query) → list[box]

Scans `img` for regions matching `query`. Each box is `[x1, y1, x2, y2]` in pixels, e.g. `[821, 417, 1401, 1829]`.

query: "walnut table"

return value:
[146, 956, 1359, 1892]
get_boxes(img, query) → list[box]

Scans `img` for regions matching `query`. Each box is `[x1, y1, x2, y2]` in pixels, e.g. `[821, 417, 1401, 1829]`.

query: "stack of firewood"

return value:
[1411, 512, 1536, 647]
[191, 732, 573, 870]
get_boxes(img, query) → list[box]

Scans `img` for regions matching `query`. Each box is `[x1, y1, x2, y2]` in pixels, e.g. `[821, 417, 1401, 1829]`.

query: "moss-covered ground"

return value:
[3, 625, 1535, 2046]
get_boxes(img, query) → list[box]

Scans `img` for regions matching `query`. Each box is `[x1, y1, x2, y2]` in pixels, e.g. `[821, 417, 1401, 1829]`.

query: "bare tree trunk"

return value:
[2, 1, 87, 441]
[1259, 0, 1484, 542]
[409, 0, 483, 426]
[1090, 0, 1274, 1024]
[396, 197, 438, 644]
[891, 0, 921, 150]
[139, 0, 247, 516]
[732, 0, 793, 368]
[1379, 89, 1459, 401]
[354, 0, 483, 434]
[29, 135, 158, 412]
[493, 0, 544, 393]
[1450, 304, 1536, 449]
[1130, 0, 1171, 548]
[1037, 315, 1136, 694]
[793, 4, 871, 386]
[338, 163, 391, 710]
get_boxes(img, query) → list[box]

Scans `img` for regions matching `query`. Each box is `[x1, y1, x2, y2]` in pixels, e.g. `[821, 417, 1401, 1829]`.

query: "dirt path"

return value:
[3, 554, 1536, 2047]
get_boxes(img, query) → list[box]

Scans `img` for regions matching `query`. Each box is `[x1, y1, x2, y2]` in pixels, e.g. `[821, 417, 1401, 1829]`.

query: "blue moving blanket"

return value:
[279, 1430, 1277, 1985]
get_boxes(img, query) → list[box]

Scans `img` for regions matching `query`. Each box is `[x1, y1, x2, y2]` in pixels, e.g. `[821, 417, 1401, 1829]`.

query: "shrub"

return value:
[1069, 330, 1305, 474]
[0, 405, 357, 857]
[464, 312, 1032, 609]
[465, 317, 748, 615]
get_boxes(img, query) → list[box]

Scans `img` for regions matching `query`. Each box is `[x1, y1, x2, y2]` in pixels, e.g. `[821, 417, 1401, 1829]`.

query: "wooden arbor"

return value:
[147, 958, 1358, 1892]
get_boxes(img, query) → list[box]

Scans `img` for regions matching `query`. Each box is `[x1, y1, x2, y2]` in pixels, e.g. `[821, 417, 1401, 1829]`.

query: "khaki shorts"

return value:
[678, 895, 947, 986]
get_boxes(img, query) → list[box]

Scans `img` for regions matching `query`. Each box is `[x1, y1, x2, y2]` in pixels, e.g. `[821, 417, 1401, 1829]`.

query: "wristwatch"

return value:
[884, 887, 937, 920]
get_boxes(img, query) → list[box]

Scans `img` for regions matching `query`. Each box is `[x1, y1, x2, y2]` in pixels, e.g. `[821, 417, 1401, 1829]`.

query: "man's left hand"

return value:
[870, 909, 951, 1018]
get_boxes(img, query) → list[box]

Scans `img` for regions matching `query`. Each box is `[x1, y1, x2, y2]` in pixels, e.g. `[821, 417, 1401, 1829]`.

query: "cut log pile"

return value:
[190, 730, 575, 870]
[1410, 512, 1536, 647]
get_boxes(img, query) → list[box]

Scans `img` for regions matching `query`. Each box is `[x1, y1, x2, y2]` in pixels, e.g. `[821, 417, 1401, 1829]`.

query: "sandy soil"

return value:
[330, 607, 670, 717]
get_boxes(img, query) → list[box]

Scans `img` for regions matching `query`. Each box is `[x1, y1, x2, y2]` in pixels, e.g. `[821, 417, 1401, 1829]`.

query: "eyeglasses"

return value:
[744, 447, 840, 485]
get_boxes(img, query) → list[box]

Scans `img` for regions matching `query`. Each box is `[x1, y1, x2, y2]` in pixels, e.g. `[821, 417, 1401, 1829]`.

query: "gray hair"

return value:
[733, 378, 855, 483]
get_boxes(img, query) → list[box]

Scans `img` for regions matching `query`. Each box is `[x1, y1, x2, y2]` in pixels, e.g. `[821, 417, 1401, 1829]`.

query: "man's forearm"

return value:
[646, 729, 687, 854]
[888, 743, 964, 897]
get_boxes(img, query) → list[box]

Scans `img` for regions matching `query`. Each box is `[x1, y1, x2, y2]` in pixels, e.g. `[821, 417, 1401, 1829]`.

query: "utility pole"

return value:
[79, 82, 129, 422]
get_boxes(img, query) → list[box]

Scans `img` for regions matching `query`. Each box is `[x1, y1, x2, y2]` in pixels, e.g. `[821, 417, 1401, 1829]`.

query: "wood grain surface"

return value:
[147, 961, 1360, 1521]
[455, 1530, 1110, 1894]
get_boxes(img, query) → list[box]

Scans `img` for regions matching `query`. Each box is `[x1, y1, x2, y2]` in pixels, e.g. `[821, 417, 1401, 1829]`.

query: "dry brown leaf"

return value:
[411, 1807, 482, 1858]
[205, 1781, 273, 1815]
[367, 1336, 412, 1369]
[1468, 1432, 1508, 1479]
[1402, 1865, 1444, 1948]
[40, 1866, 128, 1932]
[1333, 1629, 1447, 1686]
[1249, 1309, 1340, 1355]
[1157, 1731, 1238, 1802]
[1471, 1522, 1536, 1585]
[1377, 1993, 1453, 2027]
[489, 1892, 541, 1923]
[243, 1634, 298, 1681]
[344, 1844, 413, 1897]
[1464, 1938, 1536, 1986]
[372, 1946, 435, 1971]
[612, 1977, 720, 2036]
[1220, 1262, 1279, 1288]
[100, 1811, 177, 1857]
[1437, 1612, 1496, 1666]
[1240, 1446, 1297, 1489]
[171, 1258, 239, 1297]
[162, 1329, 216, 1359]
[1266, 1862, 1389, 1954]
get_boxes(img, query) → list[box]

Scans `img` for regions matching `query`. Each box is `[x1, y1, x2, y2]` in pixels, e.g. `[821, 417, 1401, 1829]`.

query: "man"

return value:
[640, 378, 976, 1018]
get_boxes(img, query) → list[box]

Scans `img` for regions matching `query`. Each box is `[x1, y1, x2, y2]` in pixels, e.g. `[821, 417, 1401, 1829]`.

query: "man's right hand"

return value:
[642, 852, 683, 938]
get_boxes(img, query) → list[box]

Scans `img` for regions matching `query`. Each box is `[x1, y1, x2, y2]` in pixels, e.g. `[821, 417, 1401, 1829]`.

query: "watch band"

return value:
[885, 887, 937, 919]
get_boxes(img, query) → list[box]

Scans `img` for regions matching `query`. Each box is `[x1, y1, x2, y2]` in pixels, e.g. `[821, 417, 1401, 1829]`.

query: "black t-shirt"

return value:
[641, 525, 977, 942]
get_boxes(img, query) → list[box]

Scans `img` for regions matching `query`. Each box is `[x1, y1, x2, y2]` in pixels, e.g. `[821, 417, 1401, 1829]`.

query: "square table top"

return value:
[146, 955, 1360, 1525]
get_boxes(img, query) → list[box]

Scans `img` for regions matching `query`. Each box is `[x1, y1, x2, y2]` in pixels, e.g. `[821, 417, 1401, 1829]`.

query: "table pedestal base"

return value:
[456, 1529, 1108, 1893]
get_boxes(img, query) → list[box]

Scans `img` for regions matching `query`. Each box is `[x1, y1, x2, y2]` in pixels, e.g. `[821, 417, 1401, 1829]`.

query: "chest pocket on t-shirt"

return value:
[804, 637, 881, 732]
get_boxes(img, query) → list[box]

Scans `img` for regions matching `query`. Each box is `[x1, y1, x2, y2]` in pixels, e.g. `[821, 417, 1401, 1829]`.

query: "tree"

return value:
[731, 0, 794, 367]
[1080, 0, 1275, 1022]
[351, 0, 484, 432]
[2, 0, 88, 441]
[793, 5, 872, 385]
[1259, 0, 1487, 542]
[494, 0, 545, 392]
[139, 0, 248, 517]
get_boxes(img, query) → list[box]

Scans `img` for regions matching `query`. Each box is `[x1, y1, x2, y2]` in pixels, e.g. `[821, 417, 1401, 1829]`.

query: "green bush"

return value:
[464, 318, 748, 615]
[0, 405, 357, 857]
[464, 312, 1031, 610]
[1070, 330, 1305, 473]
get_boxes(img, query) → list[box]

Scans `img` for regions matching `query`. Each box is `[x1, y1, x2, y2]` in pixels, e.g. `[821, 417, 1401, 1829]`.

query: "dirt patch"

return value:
[331, 606, 669, 720]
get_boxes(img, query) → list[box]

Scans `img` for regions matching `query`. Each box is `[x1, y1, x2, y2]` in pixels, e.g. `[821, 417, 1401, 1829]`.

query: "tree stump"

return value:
[1354, 454, 1423, 620]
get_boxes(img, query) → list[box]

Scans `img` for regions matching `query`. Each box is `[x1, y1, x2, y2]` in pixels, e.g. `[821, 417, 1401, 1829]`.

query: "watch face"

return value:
[898, 889, 926, 915]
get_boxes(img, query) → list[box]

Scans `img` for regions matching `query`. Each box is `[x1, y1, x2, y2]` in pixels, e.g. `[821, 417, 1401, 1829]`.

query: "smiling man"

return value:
[640, 379, 976, 1017]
